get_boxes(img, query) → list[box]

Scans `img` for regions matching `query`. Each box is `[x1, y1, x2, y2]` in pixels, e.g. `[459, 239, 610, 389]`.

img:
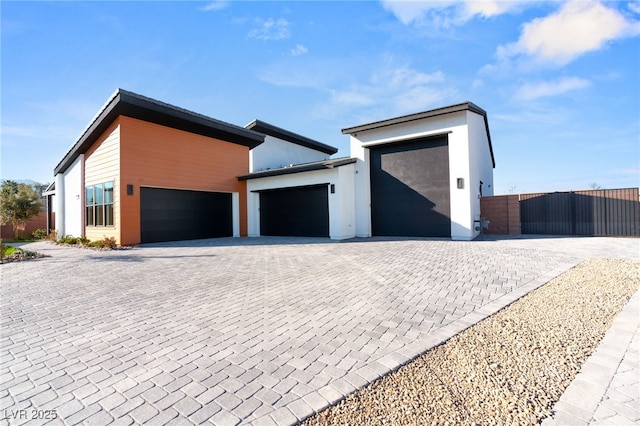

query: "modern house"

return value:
[51, 89, 494, 245]
[241, 102, 495, 241]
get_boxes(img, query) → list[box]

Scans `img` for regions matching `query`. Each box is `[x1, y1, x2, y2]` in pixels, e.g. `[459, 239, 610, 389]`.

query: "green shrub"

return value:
[86, 236, 117, 249]
[0, 244, 19, 263]
[56, 235, 117, 249]
[32, 229, 48, 239]
[57, 235, 80, 245]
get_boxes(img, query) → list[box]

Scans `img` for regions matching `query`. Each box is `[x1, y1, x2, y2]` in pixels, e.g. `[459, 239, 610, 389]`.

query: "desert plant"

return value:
[32, 229, 48, 240]
[101, 236, 117, 249]
[57, 235, 80, 245]
[86, 236, 117, 249]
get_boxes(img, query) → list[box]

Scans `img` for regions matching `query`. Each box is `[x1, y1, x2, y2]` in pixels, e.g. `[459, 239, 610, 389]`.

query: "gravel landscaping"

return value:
[303, 258, 640, 426]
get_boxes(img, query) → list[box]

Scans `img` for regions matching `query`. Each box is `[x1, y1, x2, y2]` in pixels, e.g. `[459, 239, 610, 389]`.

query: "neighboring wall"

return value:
[480, 195, 521, 235]
[250, 135, 330, 172]
[119, 116, 250, 245]
[0, 211, 49, 239]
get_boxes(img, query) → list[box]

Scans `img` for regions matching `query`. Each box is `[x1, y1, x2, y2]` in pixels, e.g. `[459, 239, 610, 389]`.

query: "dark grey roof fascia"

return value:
[54, 89, 266, 175]
[246, 119, 338, 155]
[238, 157, 356, 181]
[342, 102, 495, 168]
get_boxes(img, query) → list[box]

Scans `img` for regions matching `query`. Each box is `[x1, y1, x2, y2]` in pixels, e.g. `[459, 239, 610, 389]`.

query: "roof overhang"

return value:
[342, 102, 495, 168]
[54, 89, 266, 175]
[246, 119, 338, 155]
[238, 157, 356, 181]
[43, 181, 56, 196]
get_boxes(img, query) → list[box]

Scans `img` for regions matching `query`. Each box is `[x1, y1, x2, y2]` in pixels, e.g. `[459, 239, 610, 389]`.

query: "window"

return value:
[86, 181, 114, 227]
[85, 186, 94, 226]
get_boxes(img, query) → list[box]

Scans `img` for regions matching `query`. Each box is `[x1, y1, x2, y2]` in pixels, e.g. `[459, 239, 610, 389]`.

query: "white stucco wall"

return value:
[250, 135, 330, 173]
[467, 111, 495, 237]
[245, 165, 356, 240]
[350, 139, 372, 238]
[55, 155, 84, 237]
[232, 192, 240, 238]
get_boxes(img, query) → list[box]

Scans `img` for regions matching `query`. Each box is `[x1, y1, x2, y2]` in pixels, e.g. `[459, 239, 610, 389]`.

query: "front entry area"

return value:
[140, 187, 233, 243]
[369, 136, 451, 237]
[259, 184, 330, 237]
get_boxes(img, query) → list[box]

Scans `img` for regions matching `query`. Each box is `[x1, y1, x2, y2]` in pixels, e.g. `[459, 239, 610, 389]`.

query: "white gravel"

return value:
[303, 258, 640, 426]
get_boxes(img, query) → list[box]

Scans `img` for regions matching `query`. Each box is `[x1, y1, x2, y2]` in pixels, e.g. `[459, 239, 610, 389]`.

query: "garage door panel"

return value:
[140, 187, 232, 243]
[260, 185, 329, 237]
[370, 136, 451, 237]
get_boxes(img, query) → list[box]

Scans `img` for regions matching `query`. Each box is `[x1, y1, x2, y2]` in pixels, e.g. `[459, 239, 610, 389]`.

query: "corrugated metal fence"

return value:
[520, 188, 640, 236]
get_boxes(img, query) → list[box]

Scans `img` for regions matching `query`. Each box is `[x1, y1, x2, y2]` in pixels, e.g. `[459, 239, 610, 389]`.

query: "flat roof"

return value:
[246, 119, 338, 155]
[342, 102, 495, 167]
[238, 157, 356, 181]
[54, 89, 265, 175]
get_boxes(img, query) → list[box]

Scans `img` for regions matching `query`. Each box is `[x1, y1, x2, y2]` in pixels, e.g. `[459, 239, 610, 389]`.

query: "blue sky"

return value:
[2, 0, 639, 194]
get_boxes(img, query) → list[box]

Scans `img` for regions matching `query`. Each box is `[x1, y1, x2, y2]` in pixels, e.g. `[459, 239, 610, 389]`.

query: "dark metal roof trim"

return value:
[246, 119, 338, 155]
[238, 157, 356, 181]
[54, 89, 266, 175]
[341, 101, 495, 168]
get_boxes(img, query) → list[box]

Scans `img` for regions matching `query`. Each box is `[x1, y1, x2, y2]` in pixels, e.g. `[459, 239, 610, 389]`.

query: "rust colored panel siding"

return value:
[84, 120, 121, 244]
[480, 195, 520, 235]
[119, 116, 250, 245]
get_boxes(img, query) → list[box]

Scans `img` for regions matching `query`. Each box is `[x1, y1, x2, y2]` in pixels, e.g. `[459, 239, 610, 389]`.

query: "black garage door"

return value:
[259, 184, 329, 237]
[370, 136, 451, 237]
[140, 187, 232, 243]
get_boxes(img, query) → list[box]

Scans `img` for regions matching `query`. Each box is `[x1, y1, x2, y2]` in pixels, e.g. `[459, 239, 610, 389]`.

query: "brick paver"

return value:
[1, 236, 638, 425]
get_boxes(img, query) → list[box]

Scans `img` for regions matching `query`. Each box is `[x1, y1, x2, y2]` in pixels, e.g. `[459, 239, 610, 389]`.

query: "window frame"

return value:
[85, 181, 115, 227]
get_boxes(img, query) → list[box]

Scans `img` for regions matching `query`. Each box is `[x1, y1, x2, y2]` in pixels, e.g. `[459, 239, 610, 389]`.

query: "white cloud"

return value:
[515, 77, 591, 100]
[201, 1, 228, 12]
[260, 59, 456, 119]
[498, 0, 640, 66]
[291, 44, 308, 56]
[614, 165, 640, 177]
[329, 67, 454, 115]
[380, 0, 525, 26]
[248, 18, 291, 41]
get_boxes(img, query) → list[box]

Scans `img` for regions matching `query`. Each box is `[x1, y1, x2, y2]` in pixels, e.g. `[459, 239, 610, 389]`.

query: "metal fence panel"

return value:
[520, 188, 639, 237]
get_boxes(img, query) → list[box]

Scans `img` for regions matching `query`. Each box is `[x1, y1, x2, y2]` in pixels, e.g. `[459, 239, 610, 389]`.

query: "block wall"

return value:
[480, 195, 521, 235]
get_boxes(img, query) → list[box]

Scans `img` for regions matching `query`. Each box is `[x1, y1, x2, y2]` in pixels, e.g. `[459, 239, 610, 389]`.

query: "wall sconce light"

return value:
[457, 178, 464, 189]
[330, 184, 335, 194]
[127, 184, 134, 195]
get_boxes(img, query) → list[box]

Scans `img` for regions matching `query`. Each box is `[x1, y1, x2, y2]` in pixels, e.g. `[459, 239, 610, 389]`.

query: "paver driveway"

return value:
[1, 236, 639, 425]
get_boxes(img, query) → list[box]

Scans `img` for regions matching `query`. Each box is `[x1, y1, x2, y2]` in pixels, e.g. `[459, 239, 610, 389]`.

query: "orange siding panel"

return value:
[119, 116, 250, 245]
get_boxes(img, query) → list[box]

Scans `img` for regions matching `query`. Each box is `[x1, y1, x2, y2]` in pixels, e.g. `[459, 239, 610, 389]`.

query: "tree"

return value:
[0, 180, 43, 239]
[589, 182, 602, 190]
